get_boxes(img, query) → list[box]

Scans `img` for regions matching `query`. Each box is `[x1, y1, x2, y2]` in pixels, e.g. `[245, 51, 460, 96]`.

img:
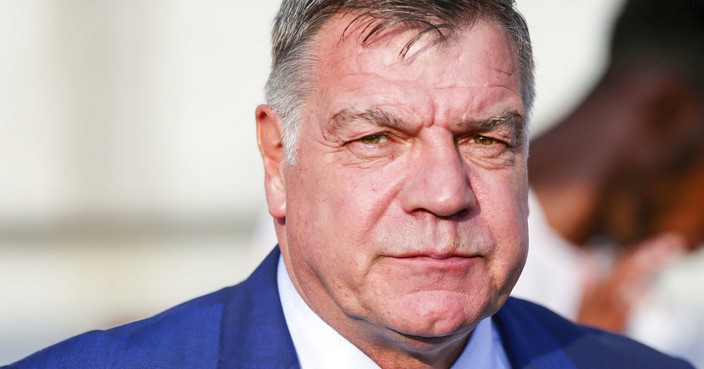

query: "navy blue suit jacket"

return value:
[4, 248, 693, 369]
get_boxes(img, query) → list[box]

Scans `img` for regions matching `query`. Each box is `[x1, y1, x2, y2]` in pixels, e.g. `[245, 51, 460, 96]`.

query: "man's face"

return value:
[260, 17, 529, 351]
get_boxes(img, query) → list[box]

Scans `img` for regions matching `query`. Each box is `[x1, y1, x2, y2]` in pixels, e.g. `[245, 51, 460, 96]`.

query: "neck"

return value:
[324, 309, 472, 369]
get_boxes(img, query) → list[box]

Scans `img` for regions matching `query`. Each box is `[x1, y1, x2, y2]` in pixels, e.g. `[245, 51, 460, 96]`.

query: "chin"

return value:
[379, 316, 476, 356]
[382, 292, 495, 339]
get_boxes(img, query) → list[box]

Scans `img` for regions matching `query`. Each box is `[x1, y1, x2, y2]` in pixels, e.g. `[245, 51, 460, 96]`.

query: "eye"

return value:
[358, 133, 387, 145]
[345, 131, 402, 164]
[473, 135, 496, 146]
[457, 133, 516, 166]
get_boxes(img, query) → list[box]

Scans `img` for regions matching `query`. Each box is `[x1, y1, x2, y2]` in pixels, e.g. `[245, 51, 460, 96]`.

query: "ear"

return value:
[256, 104, 287, 220]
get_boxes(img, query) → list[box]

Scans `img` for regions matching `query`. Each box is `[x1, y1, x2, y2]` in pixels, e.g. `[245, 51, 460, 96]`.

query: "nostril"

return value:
[444, 208, 472, 222]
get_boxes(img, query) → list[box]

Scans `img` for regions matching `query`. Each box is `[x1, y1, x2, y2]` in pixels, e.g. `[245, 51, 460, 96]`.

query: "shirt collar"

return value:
[277, 255, 510, 369]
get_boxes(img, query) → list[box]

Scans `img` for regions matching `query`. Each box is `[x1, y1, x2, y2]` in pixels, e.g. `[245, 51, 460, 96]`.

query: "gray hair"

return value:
[265, 0, 535, 163]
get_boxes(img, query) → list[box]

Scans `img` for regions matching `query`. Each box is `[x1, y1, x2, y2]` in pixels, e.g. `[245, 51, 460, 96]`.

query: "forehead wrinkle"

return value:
[489, 64, 518, 77]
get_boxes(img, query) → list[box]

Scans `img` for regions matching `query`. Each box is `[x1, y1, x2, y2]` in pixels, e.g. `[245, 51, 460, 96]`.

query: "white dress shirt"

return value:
[277, 257, 510, 369]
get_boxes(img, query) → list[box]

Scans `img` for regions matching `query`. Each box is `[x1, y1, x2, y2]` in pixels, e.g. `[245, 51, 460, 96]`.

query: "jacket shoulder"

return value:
[5, 248, 296, 369]
[4, 286, 237, 369]
[496, 298, 694, 369]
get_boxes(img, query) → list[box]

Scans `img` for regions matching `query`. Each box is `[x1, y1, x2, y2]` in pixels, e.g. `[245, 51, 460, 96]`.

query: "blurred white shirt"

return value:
[513, 190, 704, 368]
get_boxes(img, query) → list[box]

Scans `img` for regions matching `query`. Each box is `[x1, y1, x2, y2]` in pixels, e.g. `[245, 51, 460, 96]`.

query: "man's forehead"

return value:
[307, 15, 523, 124]
[311, 16, 519, 87]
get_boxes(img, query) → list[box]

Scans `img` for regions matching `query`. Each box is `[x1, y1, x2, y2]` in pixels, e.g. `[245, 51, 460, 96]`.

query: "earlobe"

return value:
[256, 104, 287, 219]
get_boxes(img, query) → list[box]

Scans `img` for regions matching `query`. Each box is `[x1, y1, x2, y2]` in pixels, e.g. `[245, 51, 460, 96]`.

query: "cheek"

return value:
[474, 168, 529, 257]
[475, 165, 528, 219]
[285, 160, 390, 265]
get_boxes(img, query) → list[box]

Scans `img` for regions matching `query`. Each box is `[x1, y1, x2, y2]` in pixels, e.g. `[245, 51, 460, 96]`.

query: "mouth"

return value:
[390, 252, 481, 271]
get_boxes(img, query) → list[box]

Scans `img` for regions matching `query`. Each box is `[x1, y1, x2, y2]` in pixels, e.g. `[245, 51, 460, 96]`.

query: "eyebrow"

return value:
[329, 107, 409, 134]
[458, 111, 526, 144]
[329, 107, 526, 143]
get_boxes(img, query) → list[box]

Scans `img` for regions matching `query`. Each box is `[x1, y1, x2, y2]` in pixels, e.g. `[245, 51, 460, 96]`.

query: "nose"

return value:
[399, 133, 476, 218]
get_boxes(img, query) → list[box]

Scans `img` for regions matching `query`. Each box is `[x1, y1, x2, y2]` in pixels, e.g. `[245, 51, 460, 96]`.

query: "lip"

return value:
[388, 253, 480, 270]
[393, 251, 479, 259]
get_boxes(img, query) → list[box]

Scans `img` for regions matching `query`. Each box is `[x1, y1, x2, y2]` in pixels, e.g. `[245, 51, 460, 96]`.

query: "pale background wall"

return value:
[0, 0, 623, 364]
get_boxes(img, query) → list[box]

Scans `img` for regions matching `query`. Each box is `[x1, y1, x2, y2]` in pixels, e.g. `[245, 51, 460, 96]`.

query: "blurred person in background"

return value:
[511, 0, 704, 366]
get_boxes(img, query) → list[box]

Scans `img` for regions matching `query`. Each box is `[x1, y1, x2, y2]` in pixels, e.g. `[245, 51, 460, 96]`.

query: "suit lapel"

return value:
[493, 298, 578, 369]
[217, 247, 300, 369]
